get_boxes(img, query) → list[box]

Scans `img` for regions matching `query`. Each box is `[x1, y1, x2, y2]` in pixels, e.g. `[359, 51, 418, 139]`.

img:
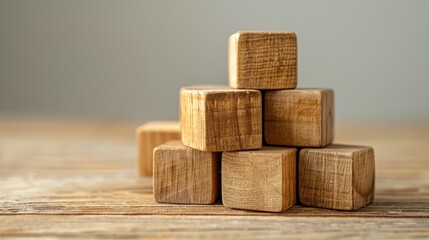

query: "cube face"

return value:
[181, 86, 262, 152]
[153, 141, 220, 204]
[222, 147, 297, 212]
[299, 145, 375, 210]
[264, 88, 334, 147]
[136, 121, 181, 176]
[229, 32, 297, 90]
[352, 148, 376, 208]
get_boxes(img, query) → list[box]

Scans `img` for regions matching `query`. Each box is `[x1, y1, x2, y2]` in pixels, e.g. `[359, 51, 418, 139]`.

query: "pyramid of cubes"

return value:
[136, 31, 375, 212]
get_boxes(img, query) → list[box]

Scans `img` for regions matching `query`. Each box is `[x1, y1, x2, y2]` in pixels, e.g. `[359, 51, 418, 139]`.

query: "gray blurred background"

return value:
[1, 0, 428, 123]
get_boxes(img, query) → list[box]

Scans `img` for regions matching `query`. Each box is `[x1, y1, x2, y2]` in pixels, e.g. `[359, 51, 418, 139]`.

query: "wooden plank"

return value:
[0, 164, 428, 217]
[136, 121, 181, 176]
[180, 86, 262, 152]
[299, 145, 375, 210]
[229, 31, 297, 90]
[222, 147, 297, 212]
[153, 141, 220, 204]
[1, 216, 428, 239]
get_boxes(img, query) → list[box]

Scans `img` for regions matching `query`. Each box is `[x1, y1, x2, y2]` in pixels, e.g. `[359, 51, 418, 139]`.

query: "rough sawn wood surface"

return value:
[0, 119, 428, 239]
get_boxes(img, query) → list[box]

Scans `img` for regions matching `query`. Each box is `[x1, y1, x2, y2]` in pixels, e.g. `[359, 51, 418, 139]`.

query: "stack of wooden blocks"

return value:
[136, 31, 375, 212]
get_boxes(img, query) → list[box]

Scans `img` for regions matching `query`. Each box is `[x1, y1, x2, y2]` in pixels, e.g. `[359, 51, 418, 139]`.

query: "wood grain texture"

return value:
[264, 88, 334, 147]
[153, 141, 220, 204]
[222, 147, 297, 212]
[1, 216, 428, 239]
[136, 121, 180, 176]
[0, 119, 429, 238]
[229, 31, 297, 90]
[299, 144, 375, 210]
[180, 86, 262, 152]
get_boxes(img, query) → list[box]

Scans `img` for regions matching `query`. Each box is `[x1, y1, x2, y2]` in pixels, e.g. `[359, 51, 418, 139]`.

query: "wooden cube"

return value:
[180, 86, 262, 152]
[299, 144, 375, 210]
[229, 31, 297, 90]
[153, 140, 220, 204]
[136, 121, 180, 176]
[265, 88, 334, 147]
[222, 147, 297, 212]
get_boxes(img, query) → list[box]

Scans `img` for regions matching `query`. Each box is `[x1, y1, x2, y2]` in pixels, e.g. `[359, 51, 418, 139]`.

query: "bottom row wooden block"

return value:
[153, 140, 220, 204]
[222, 147, 297, 212]
[136, 121, 181, 176]
[299, 145, 375, 210]
[153, 141, 374, 212]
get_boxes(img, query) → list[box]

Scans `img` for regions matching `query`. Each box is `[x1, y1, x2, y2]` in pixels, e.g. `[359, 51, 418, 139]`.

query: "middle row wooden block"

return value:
[180, 86, 263, 152]
[265, 88, 334, 147]
[180, 86, 334, 149]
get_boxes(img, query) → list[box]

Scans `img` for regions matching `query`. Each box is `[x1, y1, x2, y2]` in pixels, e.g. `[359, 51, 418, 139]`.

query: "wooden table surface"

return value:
[1, 119, 428, 239]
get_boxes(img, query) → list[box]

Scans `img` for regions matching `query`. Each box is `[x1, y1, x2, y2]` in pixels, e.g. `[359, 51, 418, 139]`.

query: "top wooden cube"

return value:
[228, 31, 297, 90]
[180, 86, 262, 152]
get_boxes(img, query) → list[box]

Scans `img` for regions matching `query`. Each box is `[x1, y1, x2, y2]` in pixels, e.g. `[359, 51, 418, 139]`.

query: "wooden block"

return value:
[153, 140, 220, 204]
[299, 144, 375, 210]
[136, 121, 180, 176]
[180, 86, 262, 152]
[222, 147, 297, 212]
[229, 31, 297, 90]
[265, 88, 334, 147]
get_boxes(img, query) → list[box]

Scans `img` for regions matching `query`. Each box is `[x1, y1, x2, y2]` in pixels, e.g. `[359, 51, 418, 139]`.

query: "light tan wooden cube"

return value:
[229, 31, 297, 90]
[136, 121, 180, 176]
[299, 144, 375, 210]
[153, 140, 221, 204]
[180, 86, 262, 152]
[222, 147, 297, 212]
[265, 88, 334, 147]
